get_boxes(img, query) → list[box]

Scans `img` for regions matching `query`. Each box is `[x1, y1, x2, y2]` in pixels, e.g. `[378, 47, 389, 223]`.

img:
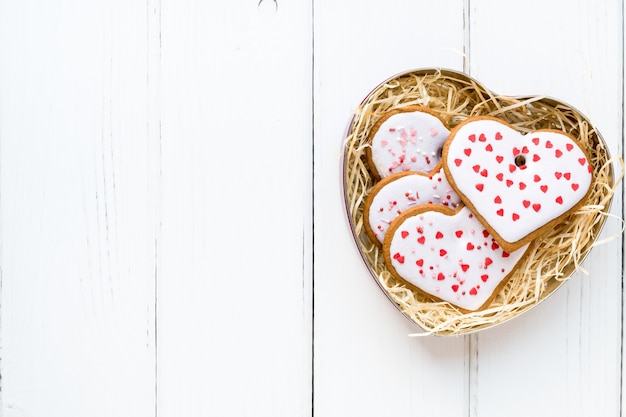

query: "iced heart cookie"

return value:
[383, 205, 530, 312]
[366, 105, 449, 179]
[443, 117, 593, 252]
[364, 164, 462, 246]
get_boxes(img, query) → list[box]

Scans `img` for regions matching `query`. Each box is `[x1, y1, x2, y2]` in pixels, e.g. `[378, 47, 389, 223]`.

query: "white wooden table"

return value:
[0, 1, 623, 416]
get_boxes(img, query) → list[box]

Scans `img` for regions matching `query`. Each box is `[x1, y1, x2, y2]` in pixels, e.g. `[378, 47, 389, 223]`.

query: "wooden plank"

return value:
[0, 1, 157, 416]
[155, 1, 312, 416]
[313, 2, 471, 416]
[467, 1, 623, 416]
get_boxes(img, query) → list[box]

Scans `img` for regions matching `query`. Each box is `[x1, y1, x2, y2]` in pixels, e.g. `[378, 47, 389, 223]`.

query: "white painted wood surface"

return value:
[0, 1, 622, 417]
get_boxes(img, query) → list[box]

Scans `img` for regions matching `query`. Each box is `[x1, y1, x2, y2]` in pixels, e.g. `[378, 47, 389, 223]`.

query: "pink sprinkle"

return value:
[430, 128, 438, 137]
[381, 139, 388, 147]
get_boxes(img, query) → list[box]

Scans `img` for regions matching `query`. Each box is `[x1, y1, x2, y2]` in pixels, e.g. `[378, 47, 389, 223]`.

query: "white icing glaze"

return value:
[366, 167, 462, 244]
[445, 119, 593, 245]
[386, 206, 529, 311]
[370, 110, 449, 178]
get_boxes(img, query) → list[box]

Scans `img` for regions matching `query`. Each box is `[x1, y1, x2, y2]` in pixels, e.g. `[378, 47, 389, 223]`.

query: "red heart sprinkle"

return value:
[467, 243, 475, 250]
[469, 287, 478, 295]
[555, 172, 562, 179]
[481, 274, 489, 282]
[532, 203, 541, 212]
[417, 236, 426, 244]
[566, 143, 574, 151]
[451, 284, 459, 292]
[572, 183, 580, 191]
[502, 251, 510, 258]
[519, 182, 527, 190]
[473, 165, 480, 173]
[578, 158, 586, 166]
[496, 155, 504, 163]
[416, 259, 424, 267]
[496, 209, 504, 216]
[455, 230, 463, 238]
[437, 273, 445, 281]
[532, 137, 540, 145]
[436, 231, 444, 239]
[564, 172, 571, 180]
[495, 132, 503, 140]
[523, 200, 531, 208]
[455, 158, 463, 166]
[506, 180, 514, 187]
[484, 257, 493, 267]
[482, 230, 489, 238]
[509, 164, 516, 173]
[479, 134, 486, 142]
[513, 147, 521, 156]
[494, 196, 502, 204]
[485, 144, 493, 152]
[540, 185, 548, 193]
[461, 264, 470, 272]
[393, 253, 405, 264]
[401, 231, 409, 238]
[546, 141, 553, 148]
[491, 241, 499, 250]
[476, 183, 484, 192]
[439, 249, 447, 257]
[534, 175, 541, 182]
[521, 146, 529, 154]
[533, 154, 541, 162]
[555, 149, 563, 158]
[496, 173, 504, 181]
[512, 213, 520, 221]
[468, 134, 476, 142]
[464, 148, 472, 156]
[481, 169, 488, 177]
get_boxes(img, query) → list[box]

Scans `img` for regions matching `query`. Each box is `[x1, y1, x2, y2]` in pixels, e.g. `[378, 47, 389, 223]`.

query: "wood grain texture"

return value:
[467, 1, 623, 416]
[312, 1, 471, 416]
[155, 1, 312, 416]
[0, 0, 622, 416]
[0, 1, 157, 416]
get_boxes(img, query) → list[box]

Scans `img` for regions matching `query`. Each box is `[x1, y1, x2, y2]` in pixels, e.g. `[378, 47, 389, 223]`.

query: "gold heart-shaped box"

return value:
[342, 68, 619, 335]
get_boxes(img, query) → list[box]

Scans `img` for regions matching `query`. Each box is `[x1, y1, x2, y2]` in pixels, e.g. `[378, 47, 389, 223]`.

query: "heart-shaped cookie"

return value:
[364, 164, 462, 246]
[443, 117, 593, 251]
[383, 206, 529, 311]
[366, 105, 449, 179]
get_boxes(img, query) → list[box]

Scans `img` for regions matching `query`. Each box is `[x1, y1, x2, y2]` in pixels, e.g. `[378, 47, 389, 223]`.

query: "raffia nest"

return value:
[343, 68, 621, 336]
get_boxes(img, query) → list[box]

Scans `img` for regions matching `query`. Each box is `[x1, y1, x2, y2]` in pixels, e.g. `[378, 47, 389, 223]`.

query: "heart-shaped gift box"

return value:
[342, 68, 618, 335]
